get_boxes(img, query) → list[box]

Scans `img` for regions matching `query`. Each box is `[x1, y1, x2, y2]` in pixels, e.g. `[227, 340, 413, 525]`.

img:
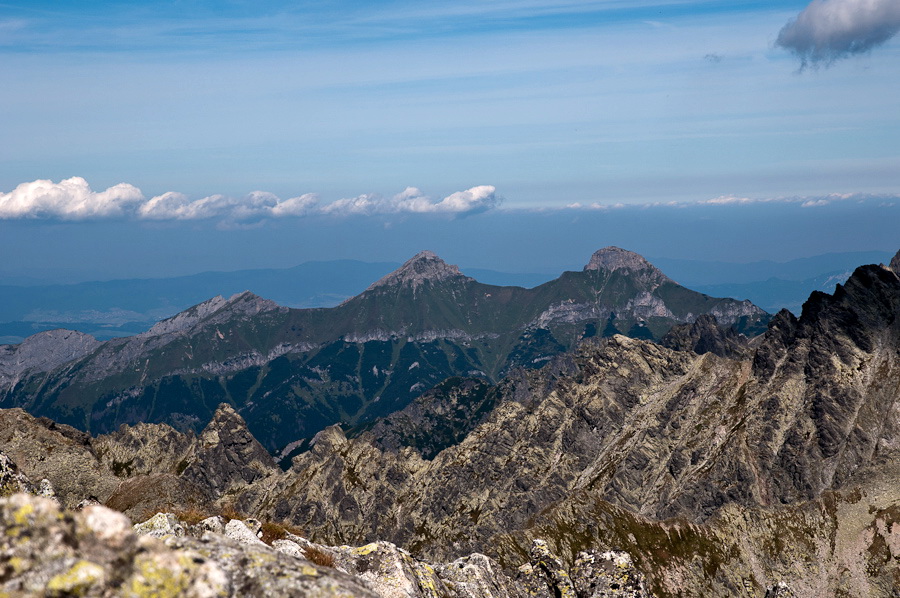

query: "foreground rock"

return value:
[0, 493, 378, 597]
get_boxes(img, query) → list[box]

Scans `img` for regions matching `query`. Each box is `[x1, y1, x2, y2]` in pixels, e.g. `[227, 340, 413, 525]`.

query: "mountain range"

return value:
[0, 248, 898, 597]
[0, 247, 768, 452]
[0, 251, 889, 344]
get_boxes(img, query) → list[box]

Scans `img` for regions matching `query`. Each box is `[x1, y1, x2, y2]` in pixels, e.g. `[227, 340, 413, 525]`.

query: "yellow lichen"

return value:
[352, 543, 379, 556]
[46, 560, 106, 596]
[7, 556, 26, 574]
[123, 554, 192, 598]
[12, 503, 34, 526]
[299, 564, 320, 577]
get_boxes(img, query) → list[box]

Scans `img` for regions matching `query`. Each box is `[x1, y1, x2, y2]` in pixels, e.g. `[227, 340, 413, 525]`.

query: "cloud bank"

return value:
[0, 177, 144, 220]
[0, 178, 499, 222]
[777, 0, 900, 67]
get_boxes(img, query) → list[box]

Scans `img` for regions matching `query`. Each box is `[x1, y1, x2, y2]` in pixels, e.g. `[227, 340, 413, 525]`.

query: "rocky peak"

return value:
[889, 248, 900, 275]
[584, 246, 666, 277]
[367, 251, 472, 291]
[181, 404, 277, 496]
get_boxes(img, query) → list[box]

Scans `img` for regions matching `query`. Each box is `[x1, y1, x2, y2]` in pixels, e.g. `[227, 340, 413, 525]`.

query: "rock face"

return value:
[0, 403, 276, 517]
[659, 314, 751, 358]
[0, 249, 769, 451]
[181, 403, 278, 496]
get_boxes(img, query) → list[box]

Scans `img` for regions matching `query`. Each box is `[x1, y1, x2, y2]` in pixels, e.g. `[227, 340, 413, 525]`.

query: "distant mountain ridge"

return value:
[0, 251, 888, 343]
[0, 248, 768, 451]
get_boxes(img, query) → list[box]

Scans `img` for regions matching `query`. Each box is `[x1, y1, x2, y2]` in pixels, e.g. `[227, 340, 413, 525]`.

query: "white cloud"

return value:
[777, 0, 900, 67]
[431, 185, 500, 215]
[0, 177, 144, 220]
[318, 185, 500, 217]
[1, 178, 497, 222]
[699, 194, 755, 205]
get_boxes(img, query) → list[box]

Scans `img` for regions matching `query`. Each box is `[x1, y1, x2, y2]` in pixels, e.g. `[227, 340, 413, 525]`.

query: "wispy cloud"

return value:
[0, 178, 499, 222]
[562, 192, 889, 211]
[777, 0, 900, 68]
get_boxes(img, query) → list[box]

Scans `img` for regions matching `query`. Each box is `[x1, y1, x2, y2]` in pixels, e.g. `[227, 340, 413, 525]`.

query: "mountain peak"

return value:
[890, 249, 900, 274]
[584, 247, 667, 276]
[367, 251, 472, 291]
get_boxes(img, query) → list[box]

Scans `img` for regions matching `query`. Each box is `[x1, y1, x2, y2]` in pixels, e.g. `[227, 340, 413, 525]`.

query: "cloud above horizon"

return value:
[777, 0, 900, 67]
[0, 177, 144, 220]
[0, 178, 500, 222]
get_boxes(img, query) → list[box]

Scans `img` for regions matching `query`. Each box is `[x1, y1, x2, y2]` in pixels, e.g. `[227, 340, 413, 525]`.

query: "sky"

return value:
[1, 0, 899, 281]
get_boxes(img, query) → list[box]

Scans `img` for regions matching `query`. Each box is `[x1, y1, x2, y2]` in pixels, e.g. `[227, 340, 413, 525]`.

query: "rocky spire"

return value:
[367, 251, 472, 291]
[890, 249, 900, 275]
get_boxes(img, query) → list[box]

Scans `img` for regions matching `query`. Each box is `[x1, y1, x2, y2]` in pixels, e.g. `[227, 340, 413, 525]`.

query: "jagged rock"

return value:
[0, 493, 378, 597]
[272, 538, 306, 558]
[570, 550, 653, 597]
[195, 515, 226, 535]
[133, 512, 186, 538]
[181, 403, 278, 496]
[660, 314, 750, 358]
[0, 408, 119, 508]
[516, 540, 576, 598]
[93, 420, 196, 478]
[224, 518, 266, 547]
[437, 553, 525, 598]
[889, 249, 900, 274]
[0, 451, 33, 496]
[362, 377, 496, 459]
[332, 540, 453, 598]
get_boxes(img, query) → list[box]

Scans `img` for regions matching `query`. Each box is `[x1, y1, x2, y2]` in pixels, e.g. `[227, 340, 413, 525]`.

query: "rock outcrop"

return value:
[659, 314, 751, 358]
[0, 493, 379, 597]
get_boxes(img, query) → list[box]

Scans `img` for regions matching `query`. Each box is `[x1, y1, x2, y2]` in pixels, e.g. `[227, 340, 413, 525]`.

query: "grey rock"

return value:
[332, 540, 452, 598]
[0, 493, 379, 598]
[181, 403, 278, 496]
[194, 515, 226, 535]
[515, 540, 575, 598]
[660, 314, 750, 358]
[889, 249, 900, 274]
[224, 518, 266, 547]
[571, 550, 653, 597]
[0, 450, 34, 496]
[437, 553, 525, 598]
[133, 512, 186, 538]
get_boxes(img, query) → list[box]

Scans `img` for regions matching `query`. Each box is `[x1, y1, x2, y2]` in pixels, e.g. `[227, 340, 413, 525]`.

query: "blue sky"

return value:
[1, 0, 899, 280]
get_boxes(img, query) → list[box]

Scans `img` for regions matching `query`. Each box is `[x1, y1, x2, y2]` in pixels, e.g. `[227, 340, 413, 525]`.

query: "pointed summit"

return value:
[367, 251, 472, 291]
